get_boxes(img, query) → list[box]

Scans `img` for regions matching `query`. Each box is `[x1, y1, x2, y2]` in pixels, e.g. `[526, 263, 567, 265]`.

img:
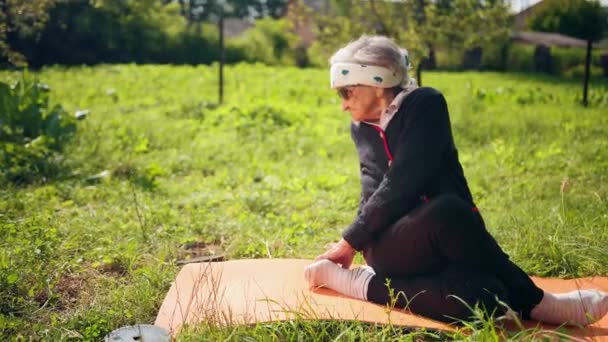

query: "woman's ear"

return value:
[375, 87, 395, 102]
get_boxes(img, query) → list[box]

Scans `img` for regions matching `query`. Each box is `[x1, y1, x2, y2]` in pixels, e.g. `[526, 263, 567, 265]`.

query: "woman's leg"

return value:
[363, 194, 543, 317]
[363, 194, 608, 325]
[304, 260, 510, 323]
[366, 264, 511, 323]
[307, 193, 608, 325]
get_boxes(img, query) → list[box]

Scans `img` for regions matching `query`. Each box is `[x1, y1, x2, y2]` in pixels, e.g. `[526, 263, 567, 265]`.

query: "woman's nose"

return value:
[341, 99, 350, 112]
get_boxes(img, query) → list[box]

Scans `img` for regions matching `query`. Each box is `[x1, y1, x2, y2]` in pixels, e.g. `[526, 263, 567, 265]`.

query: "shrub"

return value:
[171, 24, 246, 65]
[563, 64, 604, 79]
[527, 0, 605, 42]
[434, 48, 465, 70]
[306, 41, 332, 68]
[502, 43, 603, 76]
[505, 43, 535, 73]
[231, 19, 301, 66]
[0, 73, 76, 184]
[552, 46, 602, 75]
[12, 0, 249, 66]
[480, 44, 508, 71]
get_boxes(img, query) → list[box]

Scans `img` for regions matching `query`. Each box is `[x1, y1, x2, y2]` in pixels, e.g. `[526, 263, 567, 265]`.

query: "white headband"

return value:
[330, 62, 402, 89]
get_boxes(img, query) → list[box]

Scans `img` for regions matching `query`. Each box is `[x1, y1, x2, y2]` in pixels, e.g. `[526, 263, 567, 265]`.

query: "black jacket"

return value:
[343, 87, 475, 251]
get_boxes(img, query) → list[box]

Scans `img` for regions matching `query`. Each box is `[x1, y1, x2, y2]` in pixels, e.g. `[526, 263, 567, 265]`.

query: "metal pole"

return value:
[582, 39, 592, 107]
[219, 12, 225, 104]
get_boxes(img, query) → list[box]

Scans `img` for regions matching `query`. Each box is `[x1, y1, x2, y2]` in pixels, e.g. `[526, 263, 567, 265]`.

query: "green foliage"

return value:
[0, 73, 76, 184]
[14, 0, 178, 66]
[501, 43, 605, 77]
[0, 0, 57, 65]
[0, 214, 60, 317]
[479, 44, 509, 71]
[295, 0, 430, 66]
[435, 48, 484, 71]
[180, 320, 448, 341]
[430, 0, 511, 51]
[169, 0, 287, 22]
[505, 44, 536, 73]
[170, 24, 247, 65]
[527, 0, 606, 41]
[231, 19, 300, 66]
[299, 0, 510, 68]
[563, 64, 604, 79]
[551, 46, 603, 75]
[9, 0, 250, 66]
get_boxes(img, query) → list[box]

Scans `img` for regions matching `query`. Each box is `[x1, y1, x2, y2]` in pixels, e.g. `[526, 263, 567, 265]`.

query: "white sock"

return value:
[530, 289, 608, 326]
[304, 260, 375, 300]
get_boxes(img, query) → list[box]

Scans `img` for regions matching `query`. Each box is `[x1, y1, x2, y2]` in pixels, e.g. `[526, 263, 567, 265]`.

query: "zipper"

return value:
[367, 123, 478, 213]
[369, 125, 393, 166]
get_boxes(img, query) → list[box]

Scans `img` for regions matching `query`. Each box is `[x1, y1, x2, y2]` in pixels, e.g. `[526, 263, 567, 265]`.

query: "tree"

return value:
[432, 0, 510, 70]
[166, 0, 289, 103]
[297, 0, 430, 67]
[10, 0, 184, 67]
[528, 0, 606, 106]
[0, 0, 57, 66]
[527, 0, 606, 41]
[168, 0, 287, 24]
[300, 0, 510, 74]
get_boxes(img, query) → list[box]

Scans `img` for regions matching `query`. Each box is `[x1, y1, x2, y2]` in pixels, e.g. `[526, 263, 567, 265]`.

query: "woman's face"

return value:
[338, 85, 383, 122]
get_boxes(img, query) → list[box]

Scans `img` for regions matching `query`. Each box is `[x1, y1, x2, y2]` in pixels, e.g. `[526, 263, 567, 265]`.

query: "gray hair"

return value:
[329, 35, 415, 88]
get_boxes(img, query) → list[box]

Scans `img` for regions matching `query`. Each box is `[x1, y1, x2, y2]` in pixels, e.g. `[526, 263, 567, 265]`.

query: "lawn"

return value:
[1, 64, 607, 340]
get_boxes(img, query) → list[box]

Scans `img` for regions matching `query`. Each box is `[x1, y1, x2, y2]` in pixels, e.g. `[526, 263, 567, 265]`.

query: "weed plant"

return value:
[0, 74, 77, 184]
[0, 64, 606, 340]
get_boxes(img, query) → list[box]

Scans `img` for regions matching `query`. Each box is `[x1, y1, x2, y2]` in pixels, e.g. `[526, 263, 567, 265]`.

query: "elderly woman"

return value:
[304, 35, 608, 325]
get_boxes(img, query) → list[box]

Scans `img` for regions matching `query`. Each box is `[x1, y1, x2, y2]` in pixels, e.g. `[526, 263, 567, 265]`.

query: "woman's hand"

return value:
[315, 238, 356, 269]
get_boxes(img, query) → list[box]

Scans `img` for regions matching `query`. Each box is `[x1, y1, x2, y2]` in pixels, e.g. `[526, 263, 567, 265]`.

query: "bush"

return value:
[12, 0, 248, 67]
[231, 19, 301, 66]
[563, 64, 604, 79]
[13, 0, 172, 66]
[306, 41, 332, 67]
[434, 48, 466, 70]
[0, 73, 76, 184]
[502, 43, 604, 76]
[527, 0, 605, 42]
[552, 46, 602, 75]
[480, 44, 508, 71]
[505, 43, 535, 73]
[171, 25, 247, 65]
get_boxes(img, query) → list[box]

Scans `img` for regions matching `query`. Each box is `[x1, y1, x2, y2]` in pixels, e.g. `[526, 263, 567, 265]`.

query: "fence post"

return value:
[582, 39, 592, 107]
[219, 12, 225, 104]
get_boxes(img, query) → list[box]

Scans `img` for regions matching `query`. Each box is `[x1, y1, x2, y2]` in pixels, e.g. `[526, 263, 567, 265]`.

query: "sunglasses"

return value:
[336, 86, 355, 100]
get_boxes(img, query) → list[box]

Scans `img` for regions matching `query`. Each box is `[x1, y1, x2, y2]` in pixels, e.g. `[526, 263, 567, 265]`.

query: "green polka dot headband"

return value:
[330, 62, 402, 89]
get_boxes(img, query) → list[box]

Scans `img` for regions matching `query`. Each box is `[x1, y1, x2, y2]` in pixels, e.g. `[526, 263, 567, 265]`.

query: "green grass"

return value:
[1, 64, 607, 340]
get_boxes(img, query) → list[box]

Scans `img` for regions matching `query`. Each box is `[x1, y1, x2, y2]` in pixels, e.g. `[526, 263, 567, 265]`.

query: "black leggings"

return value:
[362, 194, 544, 323]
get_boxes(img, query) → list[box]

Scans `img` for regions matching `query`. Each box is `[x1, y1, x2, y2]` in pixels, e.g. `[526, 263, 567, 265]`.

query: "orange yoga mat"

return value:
[155, 259, 608, 341]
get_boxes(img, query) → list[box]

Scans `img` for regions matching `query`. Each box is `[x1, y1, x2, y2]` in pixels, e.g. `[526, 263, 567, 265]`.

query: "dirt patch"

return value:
[177, 241, 225, 263]
[97, 259, 129, 277]
[52, 269, 97, 311]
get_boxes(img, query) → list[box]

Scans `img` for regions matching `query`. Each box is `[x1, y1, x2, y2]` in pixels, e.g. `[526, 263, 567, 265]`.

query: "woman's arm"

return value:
[342, 91, 452, 251]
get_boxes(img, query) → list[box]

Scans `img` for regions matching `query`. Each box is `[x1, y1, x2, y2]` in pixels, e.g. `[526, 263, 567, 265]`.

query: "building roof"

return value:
[224, 18, 253, 38]
[511, 31, 595, 48]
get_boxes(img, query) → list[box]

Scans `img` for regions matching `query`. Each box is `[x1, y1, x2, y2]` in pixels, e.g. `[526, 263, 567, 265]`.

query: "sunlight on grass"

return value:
[0, 65, 607, 339]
